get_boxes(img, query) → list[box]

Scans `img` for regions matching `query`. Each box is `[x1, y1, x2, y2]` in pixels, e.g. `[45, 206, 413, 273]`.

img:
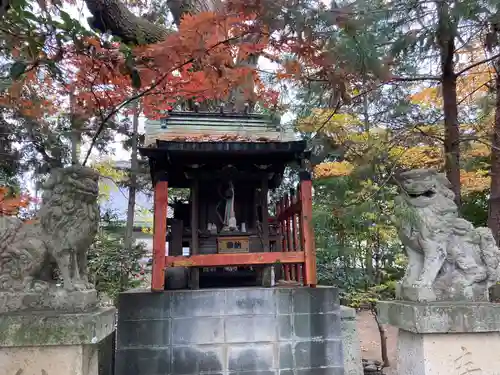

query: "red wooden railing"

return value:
[275, 178, 317, 286]
[150, 174, 317, 291]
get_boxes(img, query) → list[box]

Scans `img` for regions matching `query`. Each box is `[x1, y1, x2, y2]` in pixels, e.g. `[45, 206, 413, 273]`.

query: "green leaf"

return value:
[119, 43, 130, 54]
[24, 11, 38, 21]
[59, 10, 75, 30]
[125, 54, 135, 71]
[10, 61, 27, 80]
[0, 78, 13, 91]
[131, 69, 141, 89]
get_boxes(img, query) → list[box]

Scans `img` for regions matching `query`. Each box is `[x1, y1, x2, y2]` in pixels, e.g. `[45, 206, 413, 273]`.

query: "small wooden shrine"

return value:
[139, 110, 317, 290]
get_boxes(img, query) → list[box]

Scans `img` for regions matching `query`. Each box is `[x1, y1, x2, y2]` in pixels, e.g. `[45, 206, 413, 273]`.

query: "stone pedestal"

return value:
[0, 307, 116, 375]
[378, 300, 500, 375]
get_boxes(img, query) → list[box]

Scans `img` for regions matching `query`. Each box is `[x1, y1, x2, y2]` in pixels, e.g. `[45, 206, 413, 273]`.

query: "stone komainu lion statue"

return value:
[394, 168, 500, 302]
[0, 166, 99, 292]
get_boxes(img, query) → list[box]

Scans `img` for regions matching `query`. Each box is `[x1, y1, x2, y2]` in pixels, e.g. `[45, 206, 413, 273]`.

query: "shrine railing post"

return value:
[152, 172, 168, 291]
[299, 171, 317, 286]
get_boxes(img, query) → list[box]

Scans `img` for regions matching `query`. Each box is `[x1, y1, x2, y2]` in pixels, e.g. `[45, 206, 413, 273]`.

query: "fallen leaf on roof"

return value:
[146, 133, 275, 144]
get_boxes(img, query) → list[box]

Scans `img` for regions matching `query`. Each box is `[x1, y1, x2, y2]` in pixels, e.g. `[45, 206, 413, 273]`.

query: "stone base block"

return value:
[0, 307, 116, 375]
[377, 300, 500, 333]
[396, 282, 490, 303]
[397, 329, 500, 375]
[378, 300, 500, 374]
[1, 344, 100, 375]
[0, 288, 98, 313]
[340, 306, 363, 375]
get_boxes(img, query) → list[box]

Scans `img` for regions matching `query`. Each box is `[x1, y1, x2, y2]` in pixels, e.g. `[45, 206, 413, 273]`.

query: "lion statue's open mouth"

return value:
[398, 169, 443, 208]
[406, 189, 436, 198]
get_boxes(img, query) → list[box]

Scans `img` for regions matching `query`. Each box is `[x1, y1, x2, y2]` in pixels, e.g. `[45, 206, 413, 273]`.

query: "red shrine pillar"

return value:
[299, 171, 317, 287]
[152, 172, 168, 291]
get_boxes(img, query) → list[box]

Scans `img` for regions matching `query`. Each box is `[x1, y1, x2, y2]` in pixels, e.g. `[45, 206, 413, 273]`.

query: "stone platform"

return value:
[0, 307, 116, 375]
[0, 289, 98, 313]
[116, 286, 345, 375]
[378, 300, 500, 375]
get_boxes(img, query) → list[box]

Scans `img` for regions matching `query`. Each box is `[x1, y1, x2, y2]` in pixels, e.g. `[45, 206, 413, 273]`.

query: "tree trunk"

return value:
[372, 307, 390, 368]
[167, 0, 221, 28]
[362, 80, 370, 132]
[70, 130, 81, 165]
[123, 105, 139, 259]
[365, 247, 373, 285]
[85, 0, 221, 44]
[85, 0, 169, 44]
[70, 92, 82, 165]
[488, 61, 500, 244]
[374, 230, 381, 284]
[437, 1, 461, 207]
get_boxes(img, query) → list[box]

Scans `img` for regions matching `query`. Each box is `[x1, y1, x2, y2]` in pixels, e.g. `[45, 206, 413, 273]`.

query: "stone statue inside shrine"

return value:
[221, 180, 237, 232]
[393, 168, 500, 302]
[0, 166, 100, 312]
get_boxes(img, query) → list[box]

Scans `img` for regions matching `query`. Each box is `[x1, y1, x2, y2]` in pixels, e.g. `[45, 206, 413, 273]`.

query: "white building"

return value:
[98, 161, 155, 254]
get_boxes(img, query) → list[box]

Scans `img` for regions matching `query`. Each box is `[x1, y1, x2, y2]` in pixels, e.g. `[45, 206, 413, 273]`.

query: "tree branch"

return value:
[388, 75, 441, 82]
[455, 52, 500, 77]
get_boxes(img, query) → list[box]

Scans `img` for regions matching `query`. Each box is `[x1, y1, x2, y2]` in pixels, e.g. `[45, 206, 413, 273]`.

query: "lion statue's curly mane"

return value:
[0, 166, 100, 294]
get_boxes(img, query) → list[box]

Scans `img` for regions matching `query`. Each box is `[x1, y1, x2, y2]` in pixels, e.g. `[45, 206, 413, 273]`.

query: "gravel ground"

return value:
[356, 309, 398, 375]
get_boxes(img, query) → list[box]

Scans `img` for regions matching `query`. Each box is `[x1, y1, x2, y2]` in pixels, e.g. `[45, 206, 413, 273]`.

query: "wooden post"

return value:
[277, 197, 289, 281]
[297, 182, 304, 283]
[261, 176, 270, 252]
[189, 178, 200, 289]
[282, 193, 291, 281]
[152, 173, 168, 292]
[299, 171, 317, 286]
[290, 188, 300, 282]
[285, 193, 297, 281]
[260, 176, 273, 286]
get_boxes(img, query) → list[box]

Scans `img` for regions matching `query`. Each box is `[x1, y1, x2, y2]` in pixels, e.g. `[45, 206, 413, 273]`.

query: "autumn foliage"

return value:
[0, 0, 392, 128]
[0, 8, 283, 123]
[314, 161, 354, 179]
[0, 187, 30, 216]
[3, 0, 358, 125]
[70, 12, 278, 119]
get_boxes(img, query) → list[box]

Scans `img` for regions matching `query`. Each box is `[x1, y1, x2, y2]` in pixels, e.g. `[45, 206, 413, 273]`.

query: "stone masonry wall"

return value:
[115, 287, 344, 375]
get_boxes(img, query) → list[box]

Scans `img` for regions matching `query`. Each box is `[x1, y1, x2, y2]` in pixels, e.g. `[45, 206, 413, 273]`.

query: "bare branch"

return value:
[388, 75, 441, 82]
[455, 52, 500, 77]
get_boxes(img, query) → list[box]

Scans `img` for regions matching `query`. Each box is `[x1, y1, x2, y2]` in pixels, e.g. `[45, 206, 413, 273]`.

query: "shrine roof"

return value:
[144, 111, 297, 146]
